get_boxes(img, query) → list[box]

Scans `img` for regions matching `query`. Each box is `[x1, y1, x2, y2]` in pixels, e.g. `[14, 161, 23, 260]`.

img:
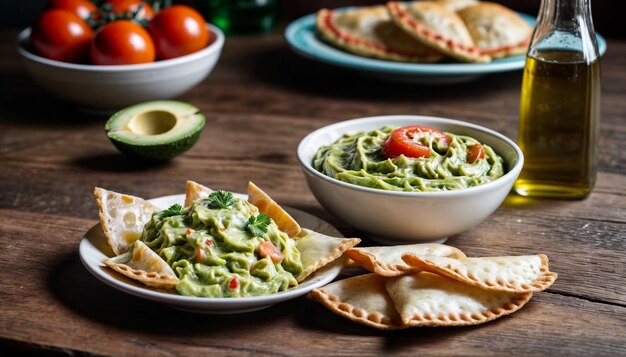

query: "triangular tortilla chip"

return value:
[184, 180, 213, 207]
[296, 228, 360, 282]
[345, 244, 466, 277]
[247, 181, 301, 237]
[103, 241, 179, 289]
[94, 187, 159, 255]
[310, 274, 404, 330]
[402, 254, 557, 293]
[385, 272, 532, 327]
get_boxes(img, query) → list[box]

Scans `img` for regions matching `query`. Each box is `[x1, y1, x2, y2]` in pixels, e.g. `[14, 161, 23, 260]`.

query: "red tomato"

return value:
[467, 143, 485, 163]
[148, 5, 212, 60]
[228, 276, 239, 290]
[257, 241, 285, 263]
[90, 20, 155, 65]
[32, 9, 93, 63]
[49, 0, 96, 20]
[107, 0, 154, 21]
[382, 125, 451, 159]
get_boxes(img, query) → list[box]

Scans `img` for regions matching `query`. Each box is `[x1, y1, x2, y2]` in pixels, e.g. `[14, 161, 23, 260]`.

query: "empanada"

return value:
[458, 2, 532, 58]
[296, 229, 360, 282]
[317, 6, 443, 63]
[387, 1, 491, 63]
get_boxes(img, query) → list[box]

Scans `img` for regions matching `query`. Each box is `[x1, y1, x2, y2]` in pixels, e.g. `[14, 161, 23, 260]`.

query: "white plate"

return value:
[79, 193, 344, 314]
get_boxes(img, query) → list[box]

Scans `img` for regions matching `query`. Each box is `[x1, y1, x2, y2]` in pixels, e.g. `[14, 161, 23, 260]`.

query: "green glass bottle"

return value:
[201, 0, 279, 34]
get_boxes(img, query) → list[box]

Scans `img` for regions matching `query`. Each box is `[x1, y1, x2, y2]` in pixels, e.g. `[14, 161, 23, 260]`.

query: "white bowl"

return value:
[17, 24, 224, 111]
[297, 115, 524, 244]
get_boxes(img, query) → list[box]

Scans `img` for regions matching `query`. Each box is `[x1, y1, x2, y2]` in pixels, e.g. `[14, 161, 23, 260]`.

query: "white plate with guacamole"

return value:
[80, 194, 344, 314]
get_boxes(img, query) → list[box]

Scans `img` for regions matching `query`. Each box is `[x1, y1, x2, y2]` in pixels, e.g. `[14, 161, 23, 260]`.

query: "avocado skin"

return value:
[107, 118, 205, 162]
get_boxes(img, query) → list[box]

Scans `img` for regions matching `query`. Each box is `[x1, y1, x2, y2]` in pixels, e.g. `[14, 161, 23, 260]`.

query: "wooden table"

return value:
[1, 27, 625, 356]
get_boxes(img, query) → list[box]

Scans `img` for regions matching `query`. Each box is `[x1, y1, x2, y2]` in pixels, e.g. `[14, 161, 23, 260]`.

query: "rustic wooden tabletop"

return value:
[0, 26, 624, 356]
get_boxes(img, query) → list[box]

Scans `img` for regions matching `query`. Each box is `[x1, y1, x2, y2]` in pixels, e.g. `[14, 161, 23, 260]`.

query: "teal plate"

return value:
[285, 11, 607, 84]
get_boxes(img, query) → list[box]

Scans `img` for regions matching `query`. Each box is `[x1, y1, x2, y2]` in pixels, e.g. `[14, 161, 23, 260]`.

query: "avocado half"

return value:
[105, 101, 205, 161]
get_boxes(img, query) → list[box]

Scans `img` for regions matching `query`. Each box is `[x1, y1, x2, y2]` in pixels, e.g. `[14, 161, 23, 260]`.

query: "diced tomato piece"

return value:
[467, 143, 485, 163]
[228, 276, 239, 290]
[382, 125, 451, 159]
[186, 228, 194, 236]
[257, 241, 285, 263]
[205, 239, 214, 247]
[195, 247, 205, 263]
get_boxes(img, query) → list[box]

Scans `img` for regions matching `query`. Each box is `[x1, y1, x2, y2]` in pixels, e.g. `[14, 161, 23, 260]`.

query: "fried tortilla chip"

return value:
[345, 244, 466, 277]
[402, 254, 557, 293]
[310, 274, 404, 330]
[103, 241, 179, 289]
[385, 272, 532, 327]
[296, 228, 361, 282]
[184, 180, 213, 206]
[247, 181, 301, 237]
[94, 187, 159, 255]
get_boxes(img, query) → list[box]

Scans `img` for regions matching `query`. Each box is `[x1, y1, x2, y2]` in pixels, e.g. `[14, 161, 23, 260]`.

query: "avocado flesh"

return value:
[105, 101, 205, 161]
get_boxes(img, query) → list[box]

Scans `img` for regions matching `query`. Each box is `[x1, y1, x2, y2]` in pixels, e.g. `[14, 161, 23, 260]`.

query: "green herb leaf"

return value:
[207, 190, 235, 209]
[161, 204, 183, 218]
[246, 214, 272, 237]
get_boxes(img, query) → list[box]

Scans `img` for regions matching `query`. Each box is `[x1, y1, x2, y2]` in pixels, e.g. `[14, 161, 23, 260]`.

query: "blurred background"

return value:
[1, 0, 623, 38]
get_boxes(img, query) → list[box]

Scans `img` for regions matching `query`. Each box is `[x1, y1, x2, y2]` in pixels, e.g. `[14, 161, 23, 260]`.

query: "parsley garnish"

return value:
[161, 204, 183, 218]
[246, 213, 271, 237]
[207, 190, 235, 209]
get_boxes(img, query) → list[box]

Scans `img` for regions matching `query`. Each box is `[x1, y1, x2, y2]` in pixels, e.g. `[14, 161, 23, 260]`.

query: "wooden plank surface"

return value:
[0, 27, 625, 356]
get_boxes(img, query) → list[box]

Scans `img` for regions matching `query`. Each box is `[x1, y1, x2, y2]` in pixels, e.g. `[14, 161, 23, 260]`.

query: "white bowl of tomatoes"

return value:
[17, 1, 224, 111]
[297, 115, 524, 244]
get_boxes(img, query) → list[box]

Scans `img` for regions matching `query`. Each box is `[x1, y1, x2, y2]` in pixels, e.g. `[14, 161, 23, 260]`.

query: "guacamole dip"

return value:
[313, 126, 505, 192]
[141, 192, 303, 297]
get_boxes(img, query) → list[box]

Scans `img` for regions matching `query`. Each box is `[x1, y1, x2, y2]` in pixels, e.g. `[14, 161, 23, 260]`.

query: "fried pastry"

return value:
[345, 243, 466, 277]
[387, 1, 491, 63]
[317, 6, 443, 63]
[458, 2, 532, 58]
[402, 254, 558, 293]
[385, 272, 532, 326]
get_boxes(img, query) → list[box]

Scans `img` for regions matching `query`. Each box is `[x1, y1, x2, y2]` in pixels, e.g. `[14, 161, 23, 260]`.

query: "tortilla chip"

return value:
[247, 181, 301, 237]
[385, 272, 532, 326]
[345, 244, 466, 277]
[184, 180, 213, 207]
[296, 228, 360, 282]
[94, 187, 159, 255]
[310, 274, 404, 330]
[402, 254, 557, 293]
[103, 241, 179, 289]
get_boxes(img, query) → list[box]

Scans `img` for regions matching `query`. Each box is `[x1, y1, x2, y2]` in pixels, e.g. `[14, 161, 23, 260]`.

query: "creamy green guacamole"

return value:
[313, 126, 505, 192]
[141, 196, 303, 297]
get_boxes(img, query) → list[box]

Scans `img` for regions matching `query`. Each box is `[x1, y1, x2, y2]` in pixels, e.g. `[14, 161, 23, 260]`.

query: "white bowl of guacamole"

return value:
[297, 116, 524, 244]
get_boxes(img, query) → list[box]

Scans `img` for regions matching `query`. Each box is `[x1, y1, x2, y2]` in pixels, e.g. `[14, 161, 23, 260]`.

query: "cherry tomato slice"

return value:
[148, 5, 212, 60]
[228, 276, 239, 290]
[381, 125, 451, 159]
[107, 0, 154, 21]
[467, 143, 485, 163]
[90, 20, 155, 65]
[49, 0, 97, 20]
[32, 9, 93, 63]
[257, 241, 285, 263]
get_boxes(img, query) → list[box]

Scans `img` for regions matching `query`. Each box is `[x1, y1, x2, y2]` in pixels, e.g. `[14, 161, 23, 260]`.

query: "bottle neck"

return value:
[531, 0, 599, 62]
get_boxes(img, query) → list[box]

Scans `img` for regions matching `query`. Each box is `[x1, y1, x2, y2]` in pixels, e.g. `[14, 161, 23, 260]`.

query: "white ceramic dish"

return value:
[297, 115, 523, 244]
[79, 193, 344, 314]
[17, 24, 224, 112]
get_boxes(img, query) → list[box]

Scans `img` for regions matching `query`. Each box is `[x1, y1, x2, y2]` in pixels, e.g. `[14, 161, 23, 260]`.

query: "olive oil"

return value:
[514, 50, 601, 199]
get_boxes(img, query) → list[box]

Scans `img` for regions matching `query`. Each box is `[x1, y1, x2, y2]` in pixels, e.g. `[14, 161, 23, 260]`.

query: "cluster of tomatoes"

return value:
[31, 0, 213, 65]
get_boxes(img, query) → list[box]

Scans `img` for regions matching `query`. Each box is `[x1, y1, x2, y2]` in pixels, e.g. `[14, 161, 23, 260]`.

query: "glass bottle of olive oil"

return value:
[514, 0, 601, 199]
